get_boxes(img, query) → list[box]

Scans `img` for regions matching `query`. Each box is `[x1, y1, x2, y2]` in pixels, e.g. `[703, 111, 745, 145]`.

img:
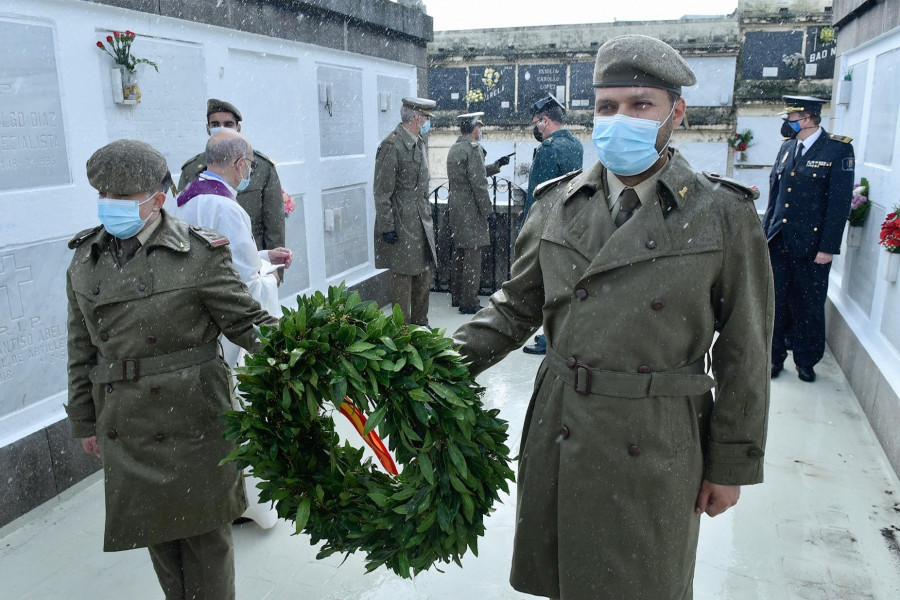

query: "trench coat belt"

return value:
[545, 348, 716, 398]
[89, 340, 220, 384]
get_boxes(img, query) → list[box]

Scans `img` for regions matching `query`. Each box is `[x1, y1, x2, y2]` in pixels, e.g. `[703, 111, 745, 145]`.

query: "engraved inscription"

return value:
[0, 20, 71, 189]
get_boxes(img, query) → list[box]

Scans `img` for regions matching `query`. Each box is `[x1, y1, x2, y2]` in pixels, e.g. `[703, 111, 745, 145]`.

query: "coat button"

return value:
[559, 426, 570, 439]
[92, 286, 100, 295]
[747, 448, 761, 459]
[150, 386, 161, 394]
[645, 240, 657, 250]
[106, 429, 117, 440]
[638, 365, 651, 374]
[782, 218, 788, 223]
[105, 383, 113, 393]
[790, 171, 795, 176]
[813, 227, 818, 232]
[147, 335, 157, 344]
[138, 283, 146, 291]
[784, 203, 789, 208]
[565, 356, 577, 368]
[651, 299, 665, 311]
[575, 288, 588, 300]
[153, 433, 166, 442]
[787, 187, 792, 192]
[628, 444, 642, 457]
[99, 332, 109, 341]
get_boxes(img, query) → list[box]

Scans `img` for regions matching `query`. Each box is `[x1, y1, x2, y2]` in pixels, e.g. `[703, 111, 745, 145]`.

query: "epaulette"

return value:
[541, 137, 554, 146]
[829, 134, 853, 144]
[470, 141, 480, 148]
[181, 153, 204, 171]
[702, 172, 760, 201]
[189, 225, 230, 248]
[68, 225, 104, 249]
[253, 149, 275, 165]
[534, 169, 582, 199]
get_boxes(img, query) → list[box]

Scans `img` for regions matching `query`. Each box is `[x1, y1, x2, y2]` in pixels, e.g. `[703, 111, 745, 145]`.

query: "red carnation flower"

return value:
[96, 41, 104, 48]
[106, 35, 113, 43]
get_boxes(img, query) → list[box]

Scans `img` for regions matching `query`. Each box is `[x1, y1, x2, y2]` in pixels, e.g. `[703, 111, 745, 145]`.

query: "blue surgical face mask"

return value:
[420, 119, 431, 136]
[98, 194, 154, 239]
[591, 104, 675, 176]
[237, 162, 252, 192]
[208, 126, 224, 136]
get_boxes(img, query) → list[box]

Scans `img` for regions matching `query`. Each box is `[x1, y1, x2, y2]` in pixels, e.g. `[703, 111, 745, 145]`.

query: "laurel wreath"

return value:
[222, 284, 515, 577]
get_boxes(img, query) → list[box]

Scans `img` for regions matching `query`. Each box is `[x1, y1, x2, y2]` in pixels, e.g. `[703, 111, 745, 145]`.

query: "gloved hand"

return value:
[487, 212, 499, 225]
[495, 155, 511, 167]
[382, 231, 399, 244]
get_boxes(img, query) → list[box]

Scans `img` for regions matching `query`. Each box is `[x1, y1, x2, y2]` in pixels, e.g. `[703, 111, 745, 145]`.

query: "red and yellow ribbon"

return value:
[339, 398, 398, 475]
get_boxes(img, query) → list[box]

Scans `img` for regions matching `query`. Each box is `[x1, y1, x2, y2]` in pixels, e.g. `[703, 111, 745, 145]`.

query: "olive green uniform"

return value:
[373, 123, 437, 325]
[179, 149, 285, 252]
[65, 211, 278, 598]
[453, 151, 773, 599]
[447, 135, 501, 308]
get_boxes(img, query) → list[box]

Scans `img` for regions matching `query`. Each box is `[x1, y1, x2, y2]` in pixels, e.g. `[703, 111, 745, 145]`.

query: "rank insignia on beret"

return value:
[843, 157, 854, 171]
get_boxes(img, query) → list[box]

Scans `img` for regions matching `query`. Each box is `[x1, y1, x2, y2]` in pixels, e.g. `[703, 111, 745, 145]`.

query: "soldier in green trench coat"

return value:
[453, 36, 773, 600]
[65, 139, 278, 600]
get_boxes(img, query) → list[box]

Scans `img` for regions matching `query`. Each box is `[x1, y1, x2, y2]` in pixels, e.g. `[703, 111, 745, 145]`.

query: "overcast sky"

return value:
[423, 0, 740, 31]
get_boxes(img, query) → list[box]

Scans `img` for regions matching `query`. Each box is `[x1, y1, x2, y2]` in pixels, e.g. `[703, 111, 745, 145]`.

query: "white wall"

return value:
[830, 27, 900, 398]
[0, 0, 416, 447]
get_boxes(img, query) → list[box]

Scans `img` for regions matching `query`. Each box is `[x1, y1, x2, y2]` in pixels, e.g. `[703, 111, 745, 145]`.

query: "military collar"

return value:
[398, 124, 419, 149]
[143, 210, 191, 253]
[563, 149, 695, 212]
[455, 135, 471, 143]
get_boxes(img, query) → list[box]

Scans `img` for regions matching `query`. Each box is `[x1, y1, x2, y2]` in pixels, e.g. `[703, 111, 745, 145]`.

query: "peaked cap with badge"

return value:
[780, 95, 827, 116]
[457, 111, 485, 126]
[401, 97, 436, 116]
[530, 94, 566, 116]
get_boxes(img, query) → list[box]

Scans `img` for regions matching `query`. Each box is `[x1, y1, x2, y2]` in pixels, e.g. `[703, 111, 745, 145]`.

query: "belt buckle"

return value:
[573, 363, 591, 394]
[122, 358, 140, 382]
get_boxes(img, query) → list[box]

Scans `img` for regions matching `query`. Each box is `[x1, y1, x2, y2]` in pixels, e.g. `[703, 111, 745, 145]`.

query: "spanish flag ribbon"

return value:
[339, 398, 399, 475]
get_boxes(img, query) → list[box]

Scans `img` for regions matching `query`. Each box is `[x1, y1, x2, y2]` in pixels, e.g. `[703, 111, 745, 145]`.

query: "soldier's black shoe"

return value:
[523, 343, 546, 355]
[459, 305, 482, 314]
[797, 366, 816, 382]
[771, 363, 784, 378]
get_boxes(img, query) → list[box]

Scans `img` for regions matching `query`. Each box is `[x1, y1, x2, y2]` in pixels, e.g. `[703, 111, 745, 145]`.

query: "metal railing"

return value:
[430, 177, 526, 295]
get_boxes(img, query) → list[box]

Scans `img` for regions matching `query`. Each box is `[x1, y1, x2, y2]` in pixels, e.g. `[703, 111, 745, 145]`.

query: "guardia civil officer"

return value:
[373, 97, 438, 326]
[521, 94, 583, 354]
[446, 111, 511, 314]
[764, 95, 854, 383]
[179, 99, 286, 257]
[452, 35, 773, 600]
[66, 139, 278, 600]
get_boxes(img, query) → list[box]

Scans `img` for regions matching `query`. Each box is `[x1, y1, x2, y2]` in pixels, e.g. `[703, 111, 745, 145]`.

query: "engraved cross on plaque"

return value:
[0, 254, 33, 320]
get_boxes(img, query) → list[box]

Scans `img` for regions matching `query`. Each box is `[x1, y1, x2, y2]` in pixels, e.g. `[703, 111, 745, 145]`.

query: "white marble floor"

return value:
[2, 294, 899, 600]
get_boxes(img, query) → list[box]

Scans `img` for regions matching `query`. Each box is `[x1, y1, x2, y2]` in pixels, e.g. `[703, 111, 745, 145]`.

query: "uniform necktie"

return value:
[791, 141, 805, 168]
[614, 188, 641, 227]
[114, 236, 142, 267]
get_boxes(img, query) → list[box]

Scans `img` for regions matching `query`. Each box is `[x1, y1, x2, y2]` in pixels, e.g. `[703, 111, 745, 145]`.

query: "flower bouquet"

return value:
[465, 89, 484, 105]
[879, 206, 900, 282]
[481, 67, 501, 89]
[847, 178, 870, 247]
[97, 30, 157, 103]
[282, 189, 296, 217]
[728, 130, 753, 161]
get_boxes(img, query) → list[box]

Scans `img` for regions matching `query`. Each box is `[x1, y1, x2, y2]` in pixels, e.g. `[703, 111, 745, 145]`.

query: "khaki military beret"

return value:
[86, 139, 171, 195]
[207, 98, 242, 121]
[593, 35, 696, 94]
[402, 97, 436, 116]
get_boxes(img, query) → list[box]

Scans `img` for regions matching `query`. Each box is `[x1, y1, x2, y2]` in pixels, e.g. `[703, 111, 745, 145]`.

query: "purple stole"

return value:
[176, 177, 233, 207]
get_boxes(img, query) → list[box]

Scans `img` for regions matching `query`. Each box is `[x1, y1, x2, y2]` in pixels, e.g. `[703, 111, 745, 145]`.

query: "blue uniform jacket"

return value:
[763, 129, 854, 258]
[523, 128, 583, 219]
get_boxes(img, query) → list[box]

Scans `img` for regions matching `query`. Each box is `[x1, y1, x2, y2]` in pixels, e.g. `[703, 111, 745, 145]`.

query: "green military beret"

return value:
[86, 139, 171, 195]
[402, 97, 436, 116]
[207, 98, 242, 121]
[593, 35, 696, 95]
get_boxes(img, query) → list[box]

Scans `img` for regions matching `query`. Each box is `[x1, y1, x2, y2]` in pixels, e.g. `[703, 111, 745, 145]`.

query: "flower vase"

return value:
[120, 67, 140, 103]
[847, 226, 862, 248]
[737, 151, 747, 162]
[885, 252, 900, 283]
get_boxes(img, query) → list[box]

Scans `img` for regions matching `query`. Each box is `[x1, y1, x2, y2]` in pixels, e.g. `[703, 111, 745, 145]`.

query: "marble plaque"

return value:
[322, 185, 367, 277]
[0, 241, 70, 421]
[318, 65, 364, 157]
[518, 64, 566, 116]
[377, 75, 410, 143]
[683, 57, 736, 107]
[847, 206, 884, 317]
[742, 31, 803, 80]
[866, 47, 900, 166]
[467, 65, 515, 120]
[0, 20, 70, 190]
[805, 26, 836, 79]
[279, 192, 310, 298]
[428, 67, 466, 112]
[101, 37, 206, 174]
[225, 49, 303, 163]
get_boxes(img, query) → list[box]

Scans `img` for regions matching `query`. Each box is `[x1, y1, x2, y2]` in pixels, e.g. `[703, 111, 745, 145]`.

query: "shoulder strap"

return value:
[701, 172, 760, 201]
[534, 169, 582, 199]
[68, 225, 104, 249]
[188, 225, 230, 248]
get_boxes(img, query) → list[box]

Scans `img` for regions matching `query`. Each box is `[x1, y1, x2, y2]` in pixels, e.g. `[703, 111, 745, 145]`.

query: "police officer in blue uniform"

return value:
[521, 94, 583, 355]
[763, 95, 854, 382]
